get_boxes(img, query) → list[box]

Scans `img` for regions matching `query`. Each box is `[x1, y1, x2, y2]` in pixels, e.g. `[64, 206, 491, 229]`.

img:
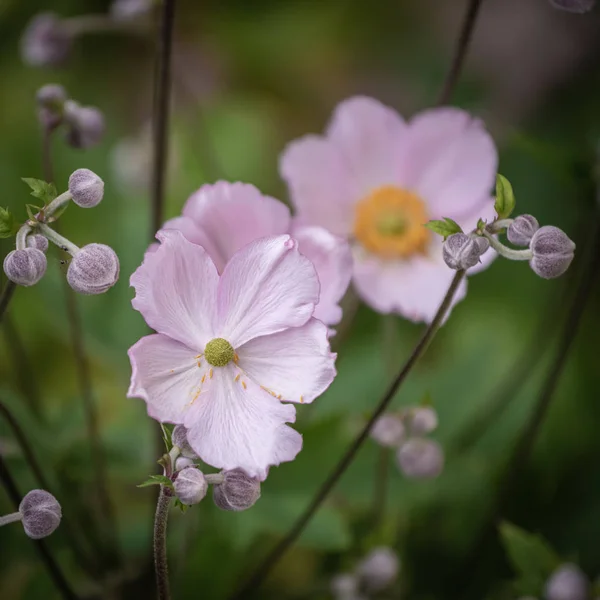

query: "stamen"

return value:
[242, 380, 247, 390]
[234, 374, 240, 382]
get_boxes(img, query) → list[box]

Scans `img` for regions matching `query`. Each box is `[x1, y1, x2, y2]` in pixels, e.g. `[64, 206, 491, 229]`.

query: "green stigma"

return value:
[377, 213, 406, 237]
[204, 338, 235, 367]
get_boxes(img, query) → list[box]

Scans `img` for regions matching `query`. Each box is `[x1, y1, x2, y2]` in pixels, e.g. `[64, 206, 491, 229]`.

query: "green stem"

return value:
[0, 281, 17, 325]
[38, 223, 80, 255]
[482, 230, 532, 261]
[43, 191, 72, 220]
[154, 486, 173, 600]
[0, 511, 23, 526]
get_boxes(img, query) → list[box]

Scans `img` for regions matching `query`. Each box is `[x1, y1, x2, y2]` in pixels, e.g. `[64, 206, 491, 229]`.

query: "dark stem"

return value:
[0, 280, 17, 325]
[231, 271, 466, 599]
[436, 0, 484, 106]
[153, 486, 173, 600]
[0, 454, 79, 599]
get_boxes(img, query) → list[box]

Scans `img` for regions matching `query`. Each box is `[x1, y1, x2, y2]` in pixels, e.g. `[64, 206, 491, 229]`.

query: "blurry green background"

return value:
[1, 0, 600, 598]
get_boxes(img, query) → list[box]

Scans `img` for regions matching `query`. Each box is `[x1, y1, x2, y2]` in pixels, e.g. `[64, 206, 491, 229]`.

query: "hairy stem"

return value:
[0, 280, 17, 325]
[154, 485, 173, 600]
[0, 511, 23, 526]
[482, 230, 532, 261]
[38, 223, 80, 255]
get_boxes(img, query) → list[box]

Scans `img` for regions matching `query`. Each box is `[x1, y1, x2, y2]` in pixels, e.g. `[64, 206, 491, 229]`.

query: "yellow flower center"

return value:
[204, 338, 234, 367]
[353, 186, 431, 259]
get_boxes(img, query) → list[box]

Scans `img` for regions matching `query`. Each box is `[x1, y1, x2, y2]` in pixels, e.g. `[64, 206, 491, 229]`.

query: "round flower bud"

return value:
[409, 406, 438, 436]
[68, 169, 104, 208]
[397, 438, 444, 479]
[545, 564, 589, 600]
[174, 467, 208, 506]
[3, 249, 47, 287]
[64, 102, 105, 150]
[356, 547, 400, 593]
[19, 489, 61, 539]
[172, 425, 198, 459]
[474, 236, 490, 256]
[26, 234, 49, 253]
[36, 84, 68, 128]
[175, 457, 194, 471]
[370, 414, 405, 448]
[442, 233, 480, 270]
[110, 0, 155, 20]
[529, 226, 575, 279]
[507, 215, 539, 247]
[20, 13, 72, 67]
[67, 244, 120, 295]
[331, 573, 359, 599]
[549, 0, 595, 13]
[213, 468, 261, 512]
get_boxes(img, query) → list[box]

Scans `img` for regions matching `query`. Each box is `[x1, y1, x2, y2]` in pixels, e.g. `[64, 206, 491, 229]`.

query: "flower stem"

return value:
[482, 230, 532, 261]
[0, 280, 17, 325]
[44, 191, 73, 220]
[16, 224, 32, 250]
[0, 511, 23, 526]
[38, 223, 80, 255]
[154, 485, 173, 600]
[231, 270, 466, 599]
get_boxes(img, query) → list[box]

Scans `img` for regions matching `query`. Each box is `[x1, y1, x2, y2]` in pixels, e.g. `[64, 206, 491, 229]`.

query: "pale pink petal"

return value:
[291, 224, 353, 327]
[216, 235, 319, 347]
[127, 334, 207, 423]
[181, 181, 291, 272]
[326, 96, 407, 195]
[130, 229, 218, 350]
[183, 365, 302, 480]
[236, 318, 336, 404]
[279, 135, 356, 236]
[397, 108, 497, 219]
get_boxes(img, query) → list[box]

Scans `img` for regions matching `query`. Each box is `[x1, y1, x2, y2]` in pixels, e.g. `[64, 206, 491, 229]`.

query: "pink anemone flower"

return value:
[128, 231, 336, 480]
[280, 96, 498, 323]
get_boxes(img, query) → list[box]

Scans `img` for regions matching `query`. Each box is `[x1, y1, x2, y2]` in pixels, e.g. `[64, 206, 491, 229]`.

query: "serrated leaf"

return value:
[137, 474, 173, 489]
[424, 217, 463, 240]
[495, 174, 516, 219]
[0, 207, 15, 239]
[22, 178, 58, 205]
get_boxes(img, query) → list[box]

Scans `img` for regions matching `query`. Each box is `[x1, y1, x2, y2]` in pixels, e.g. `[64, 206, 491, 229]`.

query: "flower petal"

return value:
[216, 235, 319, 347]
[292, 224, 353, 327]
[130, 229, 218, 350]
[127, 334, 207, 423]
[183, 365, 302, 480]
[236, 318, 336, 404]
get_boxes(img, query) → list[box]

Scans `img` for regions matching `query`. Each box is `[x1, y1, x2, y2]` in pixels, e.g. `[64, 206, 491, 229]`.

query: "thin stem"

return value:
[43, 191, 73, 220]
[16, 224, 32, 250]
[231, 271, 466, 599]
[0, 511, 23, 526]
[204, 473, 225, 485]
[38, 223, 80, 255]
[0, 280, 17, 325]
[482, 230, 532, 261]
[153, 485, 173, 600]
[0, 454, 79, 599]
[436, 0, 485, 106]
[490, 218, 514, 231]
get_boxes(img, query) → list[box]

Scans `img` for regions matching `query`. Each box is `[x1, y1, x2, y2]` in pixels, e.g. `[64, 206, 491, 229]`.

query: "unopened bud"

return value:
[545, 564, 589, 600]
[331, 573, 359, 599]
[370, 414, 405, 448]
[409, 407, 438, 436]
[110, 0, 155, 20]
[3, 249, 47, 286]
[356, 547, 400, 593]
[529, 226, 575, 279]
[443, 233, 480, 270]
[507, 215, 539, 246]
[213, 468, 261, 512]
[175, 457, 194, 471]
[36, 84, 68, 130]
[172, 425, 198, 459]
[474, 236, 490, 256]
[68, 169, 104, 208]
[67, 243, 120, 295]
[20, 13, 72, 67]
[26, 234, 49, 253]
[19, 489, 61, 539]
[173, 467, 208, 506]
[397, 438, 444, 479]
[549, 0, 595, 12]
[64, 102, 105, 150]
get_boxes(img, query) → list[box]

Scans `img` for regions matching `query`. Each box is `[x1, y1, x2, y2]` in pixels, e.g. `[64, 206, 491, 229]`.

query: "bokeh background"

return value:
[1, 0, 600, 598]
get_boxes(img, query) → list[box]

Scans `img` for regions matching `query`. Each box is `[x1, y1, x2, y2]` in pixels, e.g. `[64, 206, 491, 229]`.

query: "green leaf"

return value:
[22, 178, 58, 205]
[0, 207, 16, 239]
[174, 498, 189, 513]
[494, 174, 516, 219]
[424, 217, 463, 240]
[476, 218, 486, 232]
[137, 474, 174, 489]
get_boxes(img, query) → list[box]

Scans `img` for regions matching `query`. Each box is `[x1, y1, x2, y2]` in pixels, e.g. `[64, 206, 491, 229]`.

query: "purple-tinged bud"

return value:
[474, 236, 490, 256]
[409, 407, 438, 436]
[19, 489, 61, 539]
[3, 249, 47, 286]
[213, 468, 261, 512]
[36, 84, 67, 109]
[331, 573, 359, 599]
[175, 457, 194, 471]
[67, 243, 119, 295]
[545, 564, 589, 600]
[20, 13, 72, 68]
[64, 102, 105, 150]
[397, 438, 444, 479]
[68, 169, 104, 208]
[26, 234, 49, 253]
[110, 0, 155, 20]
[529, 226, 575, 279]
[507, 215, 539, 247]
[356, 547, 400, 593]
[173, 467, 208, 506]
[443, 233, 480, 270]
[172, 425, 198, 459]
[549, 0, 595, 12]
[371, 414, 405, 448]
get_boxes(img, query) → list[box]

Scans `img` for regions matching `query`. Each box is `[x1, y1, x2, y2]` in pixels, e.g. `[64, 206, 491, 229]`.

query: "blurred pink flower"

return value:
[280, 97, 498, 322]
[157, 181, 352, 330]
[128, 231, 336, 480]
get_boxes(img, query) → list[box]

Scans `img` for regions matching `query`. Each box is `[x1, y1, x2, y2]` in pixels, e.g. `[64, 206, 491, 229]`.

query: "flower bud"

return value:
[36, 84, 68, 128]
[64, 102, 105, 150]
[110, 0, 155, 20]
[175, 457, 194, 471]
[370, 414, 405, 448]
[397, 438, 444, 479]
[356, 547, 400, 593]
[213, 468, 261, 512]
[331, 573, 359, 599]
[174, 467, 208, 506]
[20, 13, 72, 67]
[26, 234, 49, 253]
[409, 407, 438, 436]
[68, 169, 104, 208]
[3, 249, 47, 286]
[442, 233, 480, 270]
[67, 243, 120, 295]
[172, 425, 199, 459]
[529, 226, 575, 279]
[507, 215, 539, 247]
[545, 564, 589, 600]
[474, 236, 490, 256]
[19, 489, 61, 539]
[549, 0, 595, 12]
